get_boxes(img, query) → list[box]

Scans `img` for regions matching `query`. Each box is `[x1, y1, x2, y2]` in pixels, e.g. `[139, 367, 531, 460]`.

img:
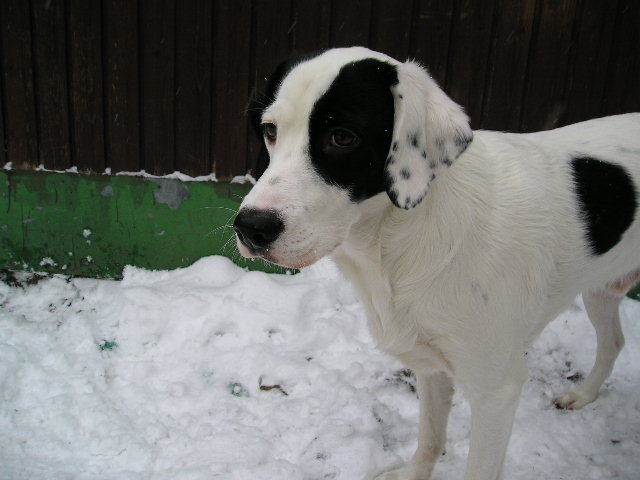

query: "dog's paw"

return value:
[554, 390, 596, 410]
[375, 465, 430, 480]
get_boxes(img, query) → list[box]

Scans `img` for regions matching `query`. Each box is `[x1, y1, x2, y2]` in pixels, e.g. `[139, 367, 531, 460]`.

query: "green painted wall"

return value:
[0, 170, 287, 277]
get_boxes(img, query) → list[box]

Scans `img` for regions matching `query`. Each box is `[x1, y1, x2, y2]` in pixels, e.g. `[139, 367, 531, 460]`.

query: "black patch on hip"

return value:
[571, 156, 637, 255]
[308, 59, 397, 202]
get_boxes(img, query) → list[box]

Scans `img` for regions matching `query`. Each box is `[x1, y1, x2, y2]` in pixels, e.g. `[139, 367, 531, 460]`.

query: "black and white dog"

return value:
[233, 47, 640, 479]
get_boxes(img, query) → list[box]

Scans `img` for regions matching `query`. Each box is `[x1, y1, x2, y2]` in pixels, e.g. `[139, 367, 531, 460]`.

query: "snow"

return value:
[230, 174, 257, 185]
[11, 163, 220, 183]
[115, 170, 219, 183]
[0, 256, 638, 480]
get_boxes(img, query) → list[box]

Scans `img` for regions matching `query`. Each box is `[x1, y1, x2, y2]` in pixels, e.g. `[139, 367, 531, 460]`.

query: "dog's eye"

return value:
[262, 123, 277, 143]
[331, 128, 358, 148]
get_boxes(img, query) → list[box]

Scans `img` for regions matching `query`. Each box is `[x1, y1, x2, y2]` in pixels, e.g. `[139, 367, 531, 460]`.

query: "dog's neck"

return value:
[331, 148, 491, 353]
[330, 187, 450, 353]
[332, 194, 408, 352]
[334, 155, 484, 277]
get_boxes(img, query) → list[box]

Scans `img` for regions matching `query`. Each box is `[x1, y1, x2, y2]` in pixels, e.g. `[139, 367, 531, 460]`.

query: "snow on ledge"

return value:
[115, 170, 218, 182]
[2, 164, 258, 184]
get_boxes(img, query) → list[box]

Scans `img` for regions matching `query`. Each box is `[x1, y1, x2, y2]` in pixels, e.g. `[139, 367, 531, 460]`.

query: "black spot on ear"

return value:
[571, 157, 637, 255]
[392, 141, 398, 152]
[455, 132, 473, 149]
[400, 168, 411, 180]
[387, 185, 399, 205]
[409, 133, 418, 148]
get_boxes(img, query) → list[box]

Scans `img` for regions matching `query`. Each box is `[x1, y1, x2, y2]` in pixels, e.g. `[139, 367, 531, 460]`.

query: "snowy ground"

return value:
[1, 256, 639, 480]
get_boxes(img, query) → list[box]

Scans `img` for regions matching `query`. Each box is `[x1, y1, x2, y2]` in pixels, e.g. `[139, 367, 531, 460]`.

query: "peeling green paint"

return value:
[0, 170, 287, 277]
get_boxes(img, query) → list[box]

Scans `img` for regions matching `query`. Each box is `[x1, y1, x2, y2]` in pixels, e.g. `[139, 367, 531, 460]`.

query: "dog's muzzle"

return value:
[233, 208, 284, 255]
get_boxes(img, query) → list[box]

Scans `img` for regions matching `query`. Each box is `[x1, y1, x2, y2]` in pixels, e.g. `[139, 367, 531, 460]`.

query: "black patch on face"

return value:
[309, 59, 398, 202]
[571, 156, 637, 255]
[456, 132, 473, 149]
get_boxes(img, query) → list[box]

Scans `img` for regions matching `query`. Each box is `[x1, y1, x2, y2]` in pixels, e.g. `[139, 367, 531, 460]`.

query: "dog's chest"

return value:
[334, 249, 452, 374]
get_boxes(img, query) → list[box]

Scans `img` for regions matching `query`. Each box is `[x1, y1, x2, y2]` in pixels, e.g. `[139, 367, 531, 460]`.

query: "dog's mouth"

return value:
[235, 237, 322, 269]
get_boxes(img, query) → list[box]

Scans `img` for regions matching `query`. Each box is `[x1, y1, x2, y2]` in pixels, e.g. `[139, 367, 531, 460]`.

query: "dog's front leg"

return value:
[463, 361, 527, 480]
[376, 371, 454, 480]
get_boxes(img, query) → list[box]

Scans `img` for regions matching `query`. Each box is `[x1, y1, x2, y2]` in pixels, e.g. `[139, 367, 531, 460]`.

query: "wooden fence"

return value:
[1, 0, 639, 179]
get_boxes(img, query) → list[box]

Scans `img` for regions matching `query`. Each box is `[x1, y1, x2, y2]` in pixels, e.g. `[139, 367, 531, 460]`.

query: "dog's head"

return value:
[234, 47, 472, 268]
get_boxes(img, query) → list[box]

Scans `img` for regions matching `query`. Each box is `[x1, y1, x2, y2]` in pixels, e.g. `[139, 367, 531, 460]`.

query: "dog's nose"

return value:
[233, 208, 284, 252]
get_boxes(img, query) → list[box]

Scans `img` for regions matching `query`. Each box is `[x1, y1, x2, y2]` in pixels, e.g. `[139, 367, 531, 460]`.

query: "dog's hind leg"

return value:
[554, 288, 626, 410]
[376, 372, 454, 480]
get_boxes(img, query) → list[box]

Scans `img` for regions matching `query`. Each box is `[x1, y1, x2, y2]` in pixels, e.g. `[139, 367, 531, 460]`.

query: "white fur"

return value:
[237, 47, 640, 479]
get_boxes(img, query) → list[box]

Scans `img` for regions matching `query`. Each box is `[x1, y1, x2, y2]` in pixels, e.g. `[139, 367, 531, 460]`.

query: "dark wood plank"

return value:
[329, 0, 372, 48]
[32, 0, 71, 170]
[290, 0, 331, 53]
[480, 0, 536, 131]
[0, 0, 38, 169]
[600, 0, 640, 117]
[175, 0, 213, 176]
[445, 0, 496, 129]
[520, 0, 578, 132]
[140, 0, 175, 175]
[370, 0, 414, 60]
[410, 0, 455, 87]
[561, 0, 618, 125]
[103, 0, 140, 173]
[247, 0, 293, 176]
[212, 0, 252, 180]
[250, 0, 293, 95]
[68, 0, 105, 173]
[0, 78, 4, 167]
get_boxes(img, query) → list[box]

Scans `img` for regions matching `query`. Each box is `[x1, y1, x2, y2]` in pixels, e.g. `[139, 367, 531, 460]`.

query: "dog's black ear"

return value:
[248, 60, 291, 137]
[384, 62, 473, 210]
[248, 51, 325, 179]
[248, 51, 324, 137]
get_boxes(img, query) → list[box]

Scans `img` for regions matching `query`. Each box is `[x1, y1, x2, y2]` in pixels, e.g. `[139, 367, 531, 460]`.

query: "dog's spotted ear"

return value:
[384, 61, 473, 209]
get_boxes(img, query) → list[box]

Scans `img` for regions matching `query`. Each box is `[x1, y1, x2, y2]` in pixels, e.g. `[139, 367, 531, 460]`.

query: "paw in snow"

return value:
[554, 390, 597, 410]
[375, 464, 433, 480]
